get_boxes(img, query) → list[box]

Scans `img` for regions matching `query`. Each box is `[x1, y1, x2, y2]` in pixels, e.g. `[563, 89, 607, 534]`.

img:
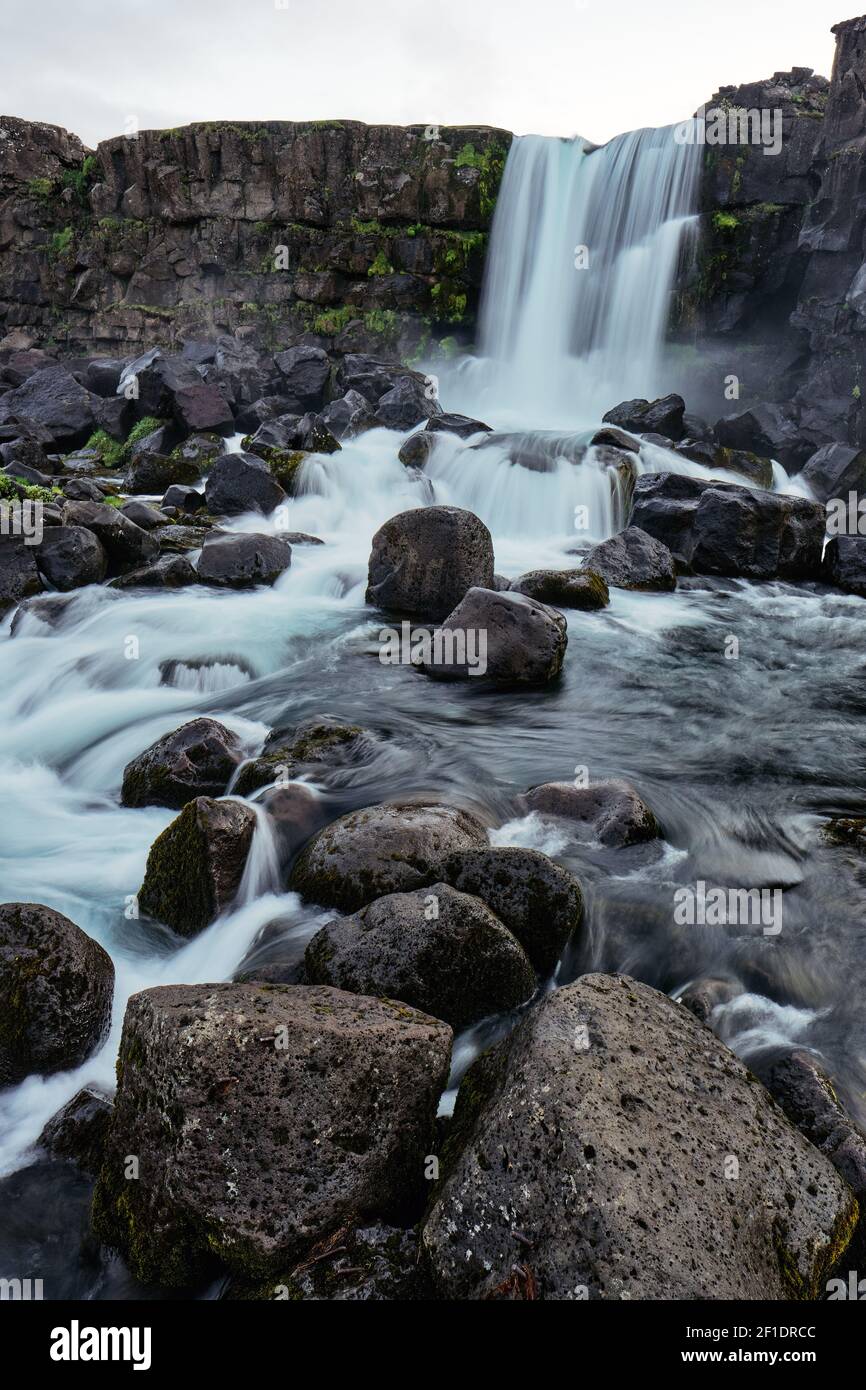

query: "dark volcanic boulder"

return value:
[602, 394, 685, 441]
[196, 531, 292, 588]
[714, 403, 812, 472]
[376, 376, 442, 430]
[366, 506, 494, 619]
[762, 1050, 866, 1257]
[109, 554, 198, 589]
[91, 982, 452, 1284]
[523, 778, 661, 848]
[161, 485, 205, 514]
[290, 802, 488, 912]
[121, 718, 245, 809]
[320, 390, 379, 440]
[0, 367, 98, 450]
[582, 526, 677, 591]
[123, 450, 201, 494]
[305, 884, 535, 1029]
[274, 345, 331, 412]
[233, 717, 367, 797]
[423, 587, 567, 685]
[120, 499, 169, 529]
[398, 432, 438, 469]
[204, 452, 287, 516]
[138, 797, 256, 935]
[61, 500, 158, 574]
[674, 439, 774, 489]
[439, 846, 584, 977]
[229, 1222, 429, 1301]
[171, 382, 234, 436]
[823, 535, 866, 597]
[510, 568, 609, 609]
[800, 442, 866, 503]
[36, 525, 108, 591]
[0, 903, 114, 1086]
[0, 534, 43, 612]
[425, 412, 492, 440]
[630, 472, 824, 580]
[422, 974, 858, 1299]
[38, 1085, 113, 1176]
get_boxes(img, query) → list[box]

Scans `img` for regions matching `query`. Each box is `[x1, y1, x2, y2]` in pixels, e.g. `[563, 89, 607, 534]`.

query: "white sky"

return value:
[0, 0, 846, 150]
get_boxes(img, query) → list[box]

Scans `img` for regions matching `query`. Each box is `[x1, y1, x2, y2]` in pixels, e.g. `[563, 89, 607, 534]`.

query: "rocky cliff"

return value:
[680, 16, 866, 451]
[0, 118, 510, 360]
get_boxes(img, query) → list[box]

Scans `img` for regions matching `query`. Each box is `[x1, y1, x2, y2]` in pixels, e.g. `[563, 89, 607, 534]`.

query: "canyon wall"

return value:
[0, 118, 510, 361]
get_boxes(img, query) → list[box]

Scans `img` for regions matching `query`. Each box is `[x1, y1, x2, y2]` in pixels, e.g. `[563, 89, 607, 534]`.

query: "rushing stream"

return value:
[2, 124, 864, 1298]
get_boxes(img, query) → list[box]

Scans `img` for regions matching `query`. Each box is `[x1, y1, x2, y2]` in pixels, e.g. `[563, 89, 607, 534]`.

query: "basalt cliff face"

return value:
[680, 16, 866, 450]
[0, 118, 510, 361]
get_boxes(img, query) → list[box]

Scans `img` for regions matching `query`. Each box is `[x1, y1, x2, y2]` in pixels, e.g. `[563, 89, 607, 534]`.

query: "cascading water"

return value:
[5, 114, 863, 1302]
[447, 124, 701, 428]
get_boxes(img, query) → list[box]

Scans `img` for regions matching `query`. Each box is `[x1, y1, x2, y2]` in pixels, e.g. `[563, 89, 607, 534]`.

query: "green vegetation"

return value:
[26, 176, 55, 201]
[453, 141, 508, 219]
[712, 211, 740, 233]
[84, 416, 166, 470]
[48, 226, 74, 260]
[367, 249, 393, 277]
[0, 474, 60, 504]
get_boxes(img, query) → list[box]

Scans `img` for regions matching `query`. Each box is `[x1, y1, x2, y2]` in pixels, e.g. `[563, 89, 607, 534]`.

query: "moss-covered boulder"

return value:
[38, 1085, 113, 1175]
[233, 717, 367, 797]
[438, 846, 584, 977]
[305, 884, 535, 1028]
[91, 982, 452, 1286]
[121, 717, 245, 809]
[138, 797, 256, 935]
[509, 567, 609, 610]
[0, 903, 114, 1085]
[123, 450, 202, 494]
[423, 974, 859, 1299]
[289, 801, 488, 912]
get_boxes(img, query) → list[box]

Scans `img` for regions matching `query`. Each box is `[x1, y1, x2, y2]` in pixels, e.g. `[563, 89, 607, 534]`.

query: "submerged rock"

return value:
[138, 797, 256, 935]
[290, 801, 488, 912]
[522, 778, 661, 847]
[121, 717, 245, 809]
[425, 412, 492, 440]
[305, 884, 536, 1028]
[233, 717, 367, 797]
[582, 526, 677, 591]
[422, 973, 858, 1299]
[38, 1085, 113, 1176]
[91, 983, 452, 1285]
[366, 505, 494, 619]
[0, 903, 114, 1085]
[510, 568, 609, 610]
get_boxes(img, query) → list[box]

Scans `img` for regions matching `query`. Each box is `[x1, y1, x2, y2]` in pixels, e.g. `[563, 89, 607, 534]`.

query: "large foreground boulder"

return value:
[582, 526, 677, 591]
[366, 506, 494, 619]
[0, 903, 114, 1085]
[630, 473, 824, 580]
[305, 884, 536, 1029]
[422, 974, 858, 1299]
[439, 846, 584, 977]
[91, 983, 452, 1284]
[121, 718, 245, 809]
[523, 779, 660, 847]
[290, 802, 488, 912]
[422, 588, 567, 685]
[138, 797, 256, 935]
[196, 531, 292, 588]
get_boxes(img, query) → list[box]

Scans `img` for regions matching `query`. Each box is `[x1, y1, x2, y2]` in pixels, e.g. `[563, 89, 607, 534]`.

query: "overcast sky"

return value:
[0, 0, 846, 149]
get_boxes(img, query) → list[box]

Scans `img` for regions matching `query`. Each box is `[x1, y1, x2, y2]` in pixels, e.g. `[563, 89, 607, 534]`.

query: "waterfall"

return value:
[453, 124, 701, 429]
